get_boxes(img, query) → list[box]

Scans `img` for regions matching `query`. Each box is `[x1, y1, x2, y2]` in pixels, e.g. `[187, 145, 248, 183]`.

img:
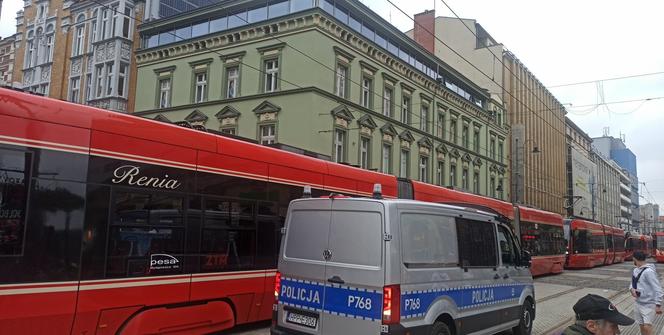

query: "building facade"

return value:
[144, 0, 221, 20]
[565, 117, 595, 220]
[640, 203, 660, 233]
[591, 149, 623, 228]
[593, 135, 640, 228]
[13, 0, 143, 113]
[0, 34, 15, 86]
[133, 0, 510, 199]
[407, 12, 567, 214]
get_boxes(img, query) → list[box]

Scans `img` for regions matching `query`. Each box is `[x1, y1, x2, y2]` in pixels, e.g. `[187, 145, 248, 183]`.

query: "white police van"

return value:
[271, 186, 535, 335]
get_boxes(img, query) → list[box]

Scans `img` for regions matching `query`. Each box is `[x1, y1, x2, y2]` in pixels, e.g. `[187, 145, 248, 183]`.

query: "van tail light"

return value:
[382, 285, 400, 325]
[274, 271, 282, 303]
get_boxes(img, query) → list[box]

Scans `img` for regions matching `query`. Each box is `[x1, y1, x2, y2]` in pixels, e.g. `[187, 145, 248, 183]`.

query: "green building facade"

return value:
[134, 0, 510, 199]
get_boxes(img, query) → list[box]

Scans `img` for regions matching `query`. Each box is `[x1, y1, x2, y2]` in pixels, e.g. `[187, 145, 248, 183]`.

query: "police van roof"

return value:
[291, 197, 499, 220]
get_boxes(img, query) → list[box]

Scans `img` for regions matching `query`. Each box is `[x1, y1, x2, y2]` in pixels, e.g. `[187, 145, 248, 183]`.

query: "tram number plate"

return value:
[287, 311, 318, 328]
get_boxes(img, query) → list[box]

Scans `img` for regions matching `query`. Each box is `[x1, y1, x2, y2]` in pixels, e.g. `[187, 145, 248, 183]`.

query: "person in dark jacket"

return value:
[562, 294, 634, 335]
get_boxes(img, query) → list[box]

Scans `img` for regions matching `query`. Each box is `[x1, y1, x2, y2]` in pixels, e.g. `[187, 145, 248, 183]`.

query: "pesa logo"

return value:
[150, 254, 180, 270]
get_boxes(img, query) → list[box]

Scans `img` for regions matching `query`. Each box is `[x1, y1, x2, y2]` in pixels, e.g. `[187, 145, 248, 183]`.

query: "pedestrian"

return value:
[630, 251, 664, 335]
[562, 294, 634, 335]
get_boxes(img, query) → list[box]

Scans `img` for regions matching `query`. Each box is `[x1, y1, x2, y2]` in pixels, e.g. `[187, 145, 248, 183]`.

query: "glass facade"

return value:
[142, 0, 485, 107]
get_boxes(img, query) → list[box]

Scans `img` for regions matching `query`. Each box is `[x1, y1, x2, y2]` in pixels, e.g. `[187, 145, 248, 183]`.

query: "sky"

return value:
[0, 0, 662, 209]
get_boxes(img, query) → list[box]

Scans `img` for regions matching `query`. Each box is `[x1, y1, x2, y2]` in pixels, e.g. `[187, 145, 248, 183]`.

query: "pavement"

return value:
[224, 261, 664, 335]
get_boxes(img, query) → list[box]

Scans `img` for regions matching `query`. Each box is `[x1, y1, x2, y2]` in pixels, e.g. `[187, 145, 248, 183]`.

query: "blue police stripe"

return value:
[401, 284, 531, 319]
[278, 277, 382, 321]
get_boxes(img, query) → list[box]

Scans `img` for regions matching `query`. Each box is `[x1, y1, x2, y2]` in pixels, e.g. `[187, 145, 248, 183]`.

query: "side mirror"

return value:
[520, 250, 532, 268]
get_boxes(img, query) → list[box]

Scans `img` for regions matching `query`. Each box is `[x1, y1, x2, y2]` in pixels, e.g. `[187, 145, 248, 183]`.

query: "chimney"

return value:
[414, 10, 435, 53]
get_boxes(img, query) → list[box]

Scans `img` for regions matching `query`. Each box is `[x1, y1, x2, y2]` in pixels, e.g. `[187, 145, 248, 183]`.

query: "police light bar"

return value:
[303, 185, 312, 198]
[373, 184, 382, 199]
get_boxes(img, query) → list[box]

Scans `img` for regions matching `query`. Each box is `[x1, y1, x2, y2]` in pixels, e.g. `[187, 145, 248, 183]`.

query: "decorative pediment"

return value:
[357, 114, 377, 129]
[417, 137, 433, 148]
[174, 121, 193, 128]
[473, 157, 483, 166]
[185, 109, 208, 123]
[450, 149, 461, 159]
[380, 123, 398, 136]
[153, 114, 171, 123]
[253, 100, 281, 114]
[215, 106, 241, 120]
[399, 130, 415, 143]
[331, 105, 354, 121]
[462, 153, 472, 163]
[436, 143, 448, 154]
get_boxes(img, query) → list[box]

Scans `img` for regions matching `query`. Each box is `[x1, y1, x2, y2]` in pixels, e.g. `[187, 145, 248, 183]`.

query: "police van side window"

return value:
[400, 213, 458, 267]
[456, 218, 497, 267]
[497, 225, 517, 266]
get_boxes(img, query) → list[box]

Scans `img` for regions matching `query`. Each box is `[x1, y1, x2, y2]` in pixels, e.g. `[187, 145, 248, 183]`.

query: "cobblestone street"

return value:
[227, 262, 664, 335]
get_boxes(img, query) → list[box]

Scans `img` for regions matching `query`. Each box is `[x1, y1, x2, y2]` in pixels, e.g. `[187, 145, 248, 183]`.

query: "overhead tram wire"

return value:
[548, 71, 664, 88]
[90, 0, 586, 186]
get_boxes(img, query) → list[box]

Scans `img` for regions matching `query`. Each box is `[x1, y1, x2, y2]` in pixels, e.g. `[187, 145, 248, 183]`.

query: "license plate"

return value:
[286, 311, 318, 328]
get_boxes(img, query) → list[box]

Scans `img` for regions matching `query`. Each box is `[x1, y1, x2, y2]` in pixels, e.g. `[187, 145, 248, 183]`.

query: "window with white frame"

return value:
[264, 59, 278, 92]
[450, 164, 457, 187]
[437, 161, 444, 186]
[498, 140, 504, 162]
[260, 124, 276, 145]
[450, 118, 458, 144]
[44, 33, 53, 63]
[462, 168, 469, 190]
[361, 76, 371, 108]
[401, 95, 410, 124]
[159, 78, 171, 108]
[95, 65, 104, 98]
[122, 7, 132, 38]
[335, 63, 348, 98]
[497, 177, 504, 199]
[334, 129, 346, 163]
[85, 74, 92, 102]
[437, 113, 445, 138]
[111, 5, 119, 37]
[490, 137, 496, 160]
[69, 77, 80, 103]
[419, 156, 429, 183]
[400, 149, 409, 178]
[383, 86, 392, 117]
[194, 72, 207, 103]
[221, 127, 236, 135]
[73, 15, 85, 56]
[382, 143, 392, 174]
[473, 171, 480, 194]
[226, 66, 239, 98]
[490, 176, 496, 198]
[90, 9, 98, 46]
[117, 63, 127, 97]
[462, 124, 469, 148]
[360, 137, 370, 169]
[420, 104, 429, 132]
[101, 9, 109, 39]
[473, 128, 480, 152]
[25, 34, 34, 68]
[105, 63, 114, 96]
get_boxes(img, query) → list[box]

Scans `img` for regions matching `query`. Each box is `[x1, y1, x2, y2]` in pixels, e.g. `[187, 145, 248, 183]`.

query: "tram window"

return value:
[200, 197, 256, 272]
[573, 230, 592, 253]
[401, 213, 458, 267]
[255, 217, 281, 268]
[35, 150, 88, 182]
[0, 149, 30, 256]
[113, 192, 184, 226]
[456, 218, 497, 267]
[106, 191, 185, 277]
[520, 221, 565, 256]
[1, 178, 85, 284]
[196, 171, 268, 200]
[614, 236, 625, 251]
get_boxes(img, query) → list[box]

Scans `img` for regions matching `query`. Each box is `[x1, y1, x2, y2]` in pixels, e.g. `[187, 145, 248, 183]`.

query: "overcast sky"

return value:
[1, 0, 662, 208]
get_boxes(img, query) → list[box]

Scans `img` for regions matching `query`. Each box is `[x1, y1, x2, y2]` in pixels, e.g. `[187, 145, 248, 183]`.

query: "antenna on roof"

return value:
[603, 127, 610, 137]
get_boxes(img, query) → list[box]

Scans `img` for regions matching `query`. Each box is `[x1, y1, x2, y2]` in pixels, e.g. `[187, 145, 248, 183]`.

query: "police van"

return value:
[271, 186, 535, 335]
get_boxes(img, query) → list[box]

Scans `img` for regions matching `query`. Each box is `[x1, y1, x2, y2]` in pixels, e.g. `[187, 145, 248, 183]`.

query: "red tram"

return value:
[625, 233, 652, 261]
[564, 219, 608, 268]
[652, 232, 664, 263]
[609, 227, 626, 264]
[412, 182, 566, 277]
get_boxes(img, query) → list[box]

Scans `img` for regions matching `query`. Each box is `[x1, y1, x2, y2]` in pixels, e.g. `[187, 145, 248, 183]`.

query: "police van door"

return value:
[277, 200, 331, 334]
[320, 200, 385, 334]
[496, 224, 528, 327]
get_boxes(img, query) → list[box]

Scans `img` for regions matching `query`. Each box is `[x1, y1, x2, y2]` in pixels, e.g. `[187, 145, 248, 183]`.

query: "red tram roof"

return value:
[518, 206, 564, 227]
[0, 88, 398, 197]
[410, 181, 515, 219]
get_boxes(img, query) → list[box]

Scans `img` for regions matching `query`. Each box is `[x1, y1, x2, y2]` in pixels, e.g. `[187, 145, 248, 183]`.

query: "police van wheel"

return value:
[430, 321, 451, 335]
[512, 300, 534, 335]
